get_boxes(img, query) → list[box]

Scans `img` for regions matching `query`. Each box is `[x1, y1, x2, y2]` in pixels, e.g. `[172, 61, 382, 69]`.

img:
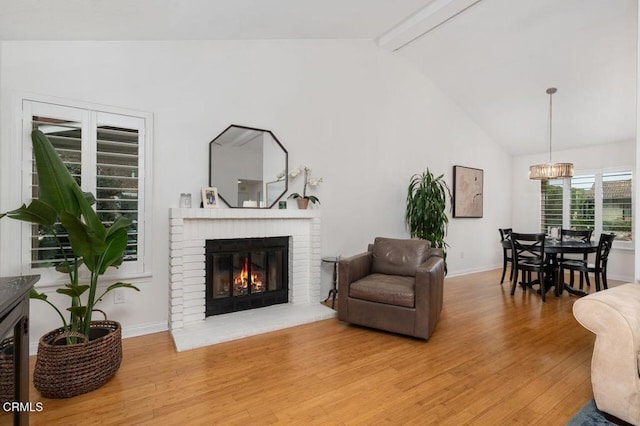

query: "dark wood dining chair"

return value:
[558, 229, 593, 289]
[559, 233, 615, 292]
[499, 228, 512, 284]
[510, 232, 550, 301]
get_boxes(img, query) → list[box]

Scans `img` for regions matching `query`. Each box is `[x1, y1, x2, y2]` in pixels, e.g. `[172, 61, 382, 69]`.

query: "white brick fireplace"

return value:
[168, 208, 335, 351]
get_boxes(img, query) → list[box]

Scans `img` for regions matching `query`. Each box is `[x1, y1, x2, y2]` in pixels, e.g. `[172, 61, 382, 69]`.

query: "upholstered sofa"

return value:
[337, 237, 445, 340]
[572, 283, 640, 425]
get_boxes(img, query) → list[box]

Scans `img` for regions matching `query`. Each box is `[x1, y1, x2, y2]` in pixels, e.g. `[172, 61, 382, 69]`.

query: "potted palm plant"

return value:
[405, 169, 452, 270]
[0, 130, 139, 398]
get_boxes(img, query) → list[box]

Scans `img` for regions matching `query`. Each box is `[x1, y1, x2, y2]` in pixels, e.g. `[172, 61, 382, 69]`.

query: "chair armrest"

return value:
[428, 248, 444, 259]
[337, 251, 372, 320]
[573, 283, 640, 424]
[415, 255, 445, 303]
[338, 251, 372, 288]
[414, 254, 445, 338]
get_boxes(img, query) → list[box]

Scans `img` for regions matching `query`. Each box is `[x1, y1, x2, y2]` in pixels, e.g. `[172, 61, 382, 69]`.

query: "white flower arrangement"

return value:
[288, 165, 323, 204]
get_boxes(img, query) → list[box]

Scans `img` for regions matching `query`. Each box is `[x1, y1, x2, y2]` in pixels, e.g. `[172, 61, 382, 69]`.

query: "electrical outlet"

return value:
[114, 289, 125, 304]
[460, 251, 465, 259]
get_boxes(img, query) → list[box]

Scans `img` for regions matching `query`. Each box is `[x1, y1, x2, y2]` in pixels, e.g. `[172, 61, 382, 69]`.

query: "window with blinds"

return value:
[541, 179, 563, 233]
[96, 125, 139, 262]
[539, 170, 633, 243]
[24, 100, 148, 275]
[603, 171, 632, 241]
[570, 175, 595, 231]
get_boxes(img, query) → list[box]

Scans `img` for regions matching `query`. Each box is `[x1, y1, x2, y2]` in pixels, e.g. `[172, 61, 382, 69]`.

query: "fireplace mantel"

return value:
[170, 207, 320, 221]
[169, 207, 332, 350]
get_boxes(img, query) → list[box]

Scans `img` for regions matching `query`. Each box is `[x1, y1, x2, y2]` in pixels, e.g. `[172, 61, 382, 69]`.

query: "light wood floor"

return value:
[27, 269, 622, 425]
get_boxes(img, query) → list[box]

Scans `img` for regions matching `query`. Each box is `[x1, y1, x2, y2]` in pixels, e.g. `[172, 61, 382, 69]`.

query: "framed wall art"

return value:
[453, 166, 483, 218]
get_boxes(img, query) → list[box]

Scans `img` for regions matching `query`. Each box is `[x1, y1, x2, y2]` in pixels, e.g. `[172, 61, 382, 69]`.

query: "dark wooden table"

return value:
[0, 275, 39, 426]
[544, 240, 598, 297]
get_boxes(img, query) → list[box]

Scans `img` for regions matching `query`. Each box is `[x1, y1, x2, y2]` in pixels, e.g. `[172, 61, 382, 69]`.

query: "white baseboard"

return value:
[447, 264, 500, 278]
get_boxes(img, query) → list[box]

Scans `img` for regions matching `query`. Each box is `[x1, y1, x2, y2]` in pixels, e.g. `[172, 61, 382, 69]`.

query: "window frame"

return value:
[540, 167, 634, 249]
[18, 95, 153, 285]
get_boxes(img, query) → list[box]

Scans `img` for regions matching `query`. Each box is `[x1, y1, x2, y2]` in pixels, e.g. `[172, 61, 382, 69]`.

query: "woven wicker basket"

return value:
[33, 320, 122, 399]
[0, 337, 14, 404]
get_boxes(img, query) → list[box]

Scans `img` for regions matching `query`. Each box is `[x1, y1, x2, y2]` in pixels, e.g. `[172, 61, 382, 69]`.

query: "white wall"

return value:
[0, 40, 511, 348]
[512, 140, 636, 281]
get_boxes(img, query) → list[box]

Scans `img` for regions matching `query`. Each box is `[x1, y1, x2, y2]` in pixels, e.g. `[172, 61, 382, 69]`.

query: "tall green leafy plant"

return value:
[406, 169, 452, 267]
[0, 130, 139, 339]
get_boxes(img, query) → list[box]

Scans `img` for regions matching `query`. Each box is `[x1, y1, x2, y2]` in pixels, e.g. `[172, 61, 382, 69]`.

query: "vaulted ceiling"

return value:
[0, 0, 635, 156]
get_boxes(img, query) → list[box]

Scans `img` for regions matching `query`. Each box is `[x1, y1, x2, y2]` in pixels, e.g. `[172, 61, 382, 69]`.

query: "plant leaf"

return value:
[31, 129, 81, 216]
[67, 306, 88, 317]
[98, 228, 129, 274]
[30, 289, 48, 301]
[55, 258, 84, 274]
[105, 282, 140, 293]
[56, 284, 90, 298]
[60, 211, 106, 271]
[72, 185, 106, 241]
[106, 216, 132, 238]
[1, 200, 57, 227]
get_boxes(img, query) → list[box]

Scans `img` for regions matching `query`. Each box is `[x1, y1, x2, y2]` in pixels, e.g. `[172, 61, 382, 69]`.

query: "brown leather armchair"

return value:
[338, 237, 445, 340]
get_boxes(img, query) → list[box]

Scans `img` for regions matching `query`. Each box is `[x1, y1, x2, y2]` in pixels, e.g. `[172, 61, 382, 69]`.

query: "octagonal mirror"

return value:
[209, 125, 288, 208]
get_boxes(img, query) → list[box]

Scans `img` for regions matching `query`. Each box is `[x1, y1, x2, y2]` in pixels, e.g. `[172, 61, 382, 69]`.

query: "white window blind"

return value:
[570, 174, 595, 232]
[541, 179, 563, 233]
[602, 171, 632, 241]
[96, 124, 140, 262]
[539, 170, 633, 243]
[23, 100, 149, 276]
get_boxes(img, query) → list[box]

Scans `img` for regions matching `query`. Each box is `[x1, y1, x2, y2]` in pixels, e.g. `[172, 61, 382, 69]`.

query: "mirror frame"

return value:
[209, 124, 288, 208]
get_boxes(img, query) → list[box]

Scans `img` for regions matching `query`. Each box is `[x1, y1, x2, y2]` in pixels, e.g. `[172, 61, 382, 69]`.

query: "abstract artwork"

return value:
[453, 166, 483, 218]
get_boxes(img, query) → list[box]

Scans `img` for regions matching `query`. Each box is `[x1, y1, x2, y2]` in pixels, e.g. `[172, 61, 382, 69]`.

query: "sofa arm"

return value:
[414, 254, 445, 339]
[338, 251, 372, 321]
[573, 283, 640, 425]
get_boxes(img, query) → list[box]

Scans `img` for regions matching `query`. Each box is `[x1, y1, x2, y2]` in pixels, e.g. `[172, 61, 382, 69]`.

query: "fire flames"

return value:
[234, 257, 264, 293]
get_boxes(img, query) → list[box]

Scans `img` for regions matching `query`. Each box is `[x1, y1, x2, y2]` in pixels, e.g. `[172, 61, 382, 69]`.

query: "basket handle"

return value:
[51, 331, 88, 345]
[93, 309, 108, 320]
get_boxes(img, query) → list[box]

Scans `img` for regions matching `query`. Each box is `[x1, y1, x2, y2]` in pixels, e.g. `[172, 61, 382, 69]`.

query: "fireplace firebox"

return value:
[205, 237, 289, 316]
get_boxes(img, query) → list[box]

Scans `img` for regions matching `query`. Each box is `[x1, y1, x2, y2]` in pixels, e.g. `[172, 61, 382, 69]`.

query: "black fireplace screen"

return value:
[206, 237, 289, 316]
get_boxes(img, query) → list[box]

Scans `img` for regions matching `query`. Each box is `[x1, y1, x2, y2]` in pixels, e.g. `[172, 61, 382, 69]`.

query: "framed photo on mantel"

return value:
[453, 165, 483, 218]
[202, 187, 219, 208]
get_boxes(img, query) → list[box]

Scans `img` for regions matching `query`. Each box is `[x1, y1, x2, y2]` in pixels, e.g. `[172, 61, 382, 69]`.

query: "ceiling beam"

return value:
[376, 0, 483, 52]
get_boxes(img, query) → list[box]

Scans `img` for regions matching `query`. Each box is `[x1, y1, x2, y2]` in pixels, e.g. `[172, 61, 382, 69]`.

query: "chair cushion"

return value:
[371, 237, 430, 277]
[349, 273, 415, 308]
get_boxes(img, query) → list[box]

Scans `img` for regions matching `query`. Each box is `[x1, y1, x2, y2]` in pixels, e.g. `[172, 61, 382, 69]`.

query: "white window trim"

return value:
[15, 93, 153, 287]
[541, 166, 634, 250]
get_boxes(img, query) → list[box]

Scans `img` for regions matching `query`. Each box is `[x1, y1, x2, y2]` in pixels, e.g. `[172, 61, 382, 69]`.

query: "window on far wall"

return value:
[540, 170, 633, 242]
[602, 171, 632, 241]
[22, 99, 151, 278]
[540, 179, 563, 233]
[570, 174, 595, 232]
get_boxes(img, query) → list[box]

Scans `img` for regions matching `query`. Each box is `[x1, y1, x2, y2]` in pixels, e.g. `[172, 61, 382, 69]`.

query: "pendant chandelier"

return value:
[528, 87, 574, 180]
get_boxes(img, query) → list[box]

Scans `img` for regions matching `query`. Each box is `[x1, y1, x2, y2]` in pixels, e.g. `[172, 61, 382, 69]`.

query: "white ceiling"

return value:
[0, 0, 430, 40]
[396, 0, 638, 156]
[0, 0, 636, 156]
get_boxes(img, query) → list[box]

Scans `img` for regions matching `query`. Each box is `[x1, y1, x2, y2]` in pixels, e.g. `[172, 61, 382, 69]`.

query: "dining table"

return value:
[543, 238, 599, 297]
